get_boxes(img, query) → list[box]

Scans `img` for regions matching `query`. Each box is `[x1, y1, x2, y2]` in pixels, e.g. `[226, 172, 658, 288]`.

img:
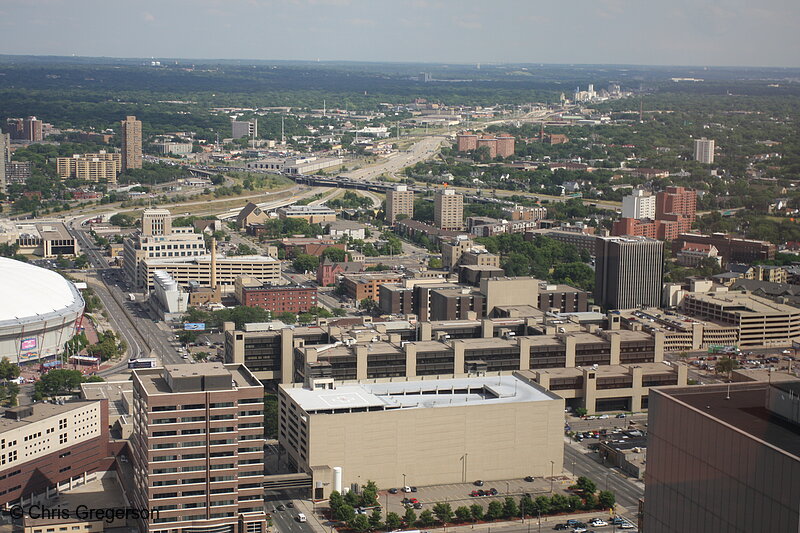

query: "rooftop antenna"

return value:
[323, 99, 326, 117]
[281, 116, 285, 145]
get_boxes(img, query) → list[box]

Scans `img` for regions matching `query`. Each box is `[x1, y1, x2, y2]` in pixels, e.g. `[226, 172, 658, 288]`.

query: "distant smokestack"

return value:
[210, 238, 218, 289]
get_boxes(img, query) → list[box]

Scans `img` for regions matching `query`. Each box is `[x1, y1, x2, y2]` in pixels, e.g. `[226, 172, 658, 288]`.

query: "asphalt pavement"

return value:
[563, 442, 643, 515]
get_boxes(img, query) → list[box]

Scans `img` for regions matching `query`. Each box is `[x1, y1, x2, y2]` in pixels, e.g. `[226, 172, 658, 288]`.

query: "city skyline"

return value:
[0, 0, 798, 68]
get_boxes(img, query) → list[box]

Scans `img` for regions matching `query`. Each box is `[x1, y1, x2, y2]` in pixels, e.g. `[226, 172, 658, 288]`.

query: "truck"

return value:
[128, 293, 136, 302]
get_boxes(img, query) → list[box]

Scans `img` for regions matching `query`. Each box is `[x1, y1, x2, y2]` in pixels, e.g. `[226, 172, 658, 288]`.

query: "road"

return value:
[342, 135, 445, 181]
[268, 500, 317, 533]
[563, 442, 643, 516]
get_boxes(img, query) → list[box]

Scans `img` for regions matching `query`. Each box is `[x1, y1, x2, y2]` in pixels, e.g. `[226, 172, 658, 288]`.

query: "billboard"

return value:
[184, 323, 206, 331]
[20, 338, 37, 351]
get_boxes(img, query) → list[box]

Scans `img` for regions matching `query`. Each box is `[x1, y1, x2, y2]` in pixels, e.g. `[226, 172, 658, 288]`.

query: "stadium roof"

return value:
[0, 257, 84, 323]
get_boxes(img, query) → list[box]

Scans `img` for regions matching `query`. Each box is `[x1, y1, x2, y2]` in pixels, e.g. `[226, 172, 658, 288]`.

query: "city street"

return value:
[563, 443, 643, 514]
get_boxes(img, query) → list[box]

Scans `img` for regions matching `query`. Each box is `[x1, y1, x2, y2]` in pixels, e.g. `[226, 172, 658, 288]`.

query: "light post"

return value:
[506, 481, 510, 495]
[605, 472, 610, 492]
[537, 510, 541, 533]
[402, 473, 407, 489]
[549, 461, 554, 493]
[571, 460, 576, 480]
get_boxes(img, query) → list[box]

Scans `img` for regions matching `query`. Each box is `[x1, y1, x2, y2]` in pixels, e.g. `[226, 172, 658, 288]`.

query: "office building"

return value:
[621, 189, 656, 220]
[139, 254, 281, 293]
[278, 373, 564, 497]
[130, 363, 267, 533]
[595, 236, 664, 310]
[0, 133, 8, 193]
[1, 220, 77, 257]
[386, 185, 414, 225]
[341, 272, 404, 302]
[672, 233, 776, 263]
[6, 161, 32, 185]
[441, 236, 499, 272]
[0, 400, 109, 507]
[121, 115, 143, 171]
[22, 117, 43, 142]
[153, 142, 193, 155]
[234, 276, 317, 313]
[56, 151, 121, 183]
[434, 189, 464, 231]
[231, 119, 258, 139]
[693, 137, 715, 164]
[275, 205, 336, 224]
[643, 381, 800, 533]
[123, 209, 206, 289]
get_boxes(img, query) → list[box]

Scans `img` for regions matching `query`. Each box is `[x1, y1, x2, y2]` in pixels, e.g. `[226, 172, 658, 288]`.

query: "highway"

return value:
[342, 135, 445, 181]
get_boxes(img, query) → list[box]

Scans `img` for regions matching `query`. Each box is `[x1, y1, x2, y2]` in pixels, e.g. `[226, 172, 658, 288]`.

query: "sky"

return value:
[0, 0, 799, 67]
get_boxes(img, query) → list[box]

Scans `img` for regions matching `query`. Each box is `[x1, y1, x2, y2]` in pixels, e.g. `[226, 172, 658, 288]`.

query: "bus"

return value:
[128, 358, 157, 369]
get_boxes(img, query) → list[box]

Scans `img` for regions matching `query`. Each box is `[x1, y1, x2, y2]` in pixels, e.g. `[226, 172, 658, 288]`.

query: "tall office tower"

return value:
[621, 189, 656, 220]
[0, 133, 9, 193]
[594, 236, 664, 310]
[386, 185, 414, 225]
[434, 188, 464, 231]
[121, 115, 143, 170]
[231, 119, 258, 139]
[656, 186, 697, 222]
[22, 116, 43, 141]
[643, 381, 800, 533]
[141, 208, 173, 236]
[693, 137, 715, 164]
[130, 363, 267, 533]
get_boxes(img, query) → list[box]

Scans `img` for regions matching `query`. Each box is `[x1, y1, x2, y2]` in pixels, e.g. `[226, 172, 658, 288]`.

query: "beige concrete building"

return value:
[434, 189, 464, 230]
[1, 220, 77, 257]
[131, 363, 267, 533]
[441, 236, 499, 272]
[278, 373, 564, 496]
[121, 115, 142, 171]
[681, 290, 800, 347]
[386, 185, 414, 225]
[619, 307, 738, 352]
[139, 254, 281, 293]
[56, 151, 121, 183]
[527, 361, 688, 414]
[276, 205, 336, 224]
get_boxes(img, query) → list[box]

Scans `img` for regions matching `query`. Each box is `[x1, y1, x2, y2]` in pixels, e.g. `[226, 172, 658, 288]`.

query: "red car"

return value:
[470, 490, 479, 497]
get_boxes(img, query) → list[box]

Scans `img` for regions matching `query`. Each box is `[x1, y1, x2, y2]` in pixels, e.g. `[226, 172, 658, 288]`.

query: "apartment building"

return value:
[0, 133, 8, 193]
[672, 233, 776, 263]
[278, 373, 563, 497]
[121, 115, 143, 171]
[441, 236, 500, 272]
[386, 185, 414, 225]
[340, 272, 404, 302]
[56, 151, 122, 183]
[0, 400, 109, 507]
[434, 189, 464, 231]
[130, 364, 267, 533]
[234, 276, 317, 313]
[621, 189, 656, 220]
[693, 137, 715, 164]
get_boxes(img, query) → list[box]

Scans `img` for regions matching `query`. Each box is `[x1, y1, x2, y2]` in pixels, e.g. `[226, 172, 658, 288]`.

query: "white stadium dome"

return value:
[0, 257, 85, 364]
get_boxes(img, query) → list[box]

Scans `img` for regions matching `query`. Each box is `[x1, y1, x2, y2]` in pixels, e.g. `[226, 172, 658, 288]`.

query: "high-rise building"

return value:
[643, 381, 800, 533]
[693, 137, 715, 164]
[130, 363, 267, 533]
[22, 116, 43, 142]
[621, 189, 656, 220]
[594, 236, 664, 310]
[56, 151, 122, 183]
[386, 185, 414, 225]
[121, 115, 143, 171]
[0, 132, 9, 193]
[231, 119, 258, 139]
[141, 208, 173, 236]
[656, 186, 697, 223]
[434, 188, 464, 231]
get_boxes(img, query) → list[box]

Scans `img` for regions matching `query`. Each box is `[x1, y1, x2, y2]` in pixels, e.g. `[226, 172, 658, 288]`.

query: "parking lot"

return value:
[377, 477, 574, 516]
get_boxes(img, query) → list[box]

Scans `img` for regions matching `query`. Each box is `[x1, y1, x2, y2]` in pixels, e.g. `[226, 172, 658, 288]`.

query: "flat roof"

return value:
[144, 253, 278, 265]
[655, 382, 800, 459]
[684, 291, 800, 316]
[524, 362, 679, 379]
[133, 363, 261, 395]
[283, 374, 559, 413]
[0, 400, 99, 432]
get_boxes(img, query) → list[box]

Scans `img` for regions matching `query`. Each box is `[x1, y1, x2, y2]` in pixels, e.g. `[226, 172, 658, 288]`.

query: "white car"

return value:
[590, 519, 608, 526]
[402, 486, 412, 493]
[619, 522, 635, 529]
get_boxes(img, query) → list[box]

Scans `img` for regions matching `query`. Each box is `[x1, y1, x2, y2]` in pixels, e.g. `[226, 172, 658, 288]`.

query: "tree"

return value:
[0, 382, 20, 407]
[292, 254, 319, 273]
[550, 494, 569, 513]
[432, 502, 453, 524]
[336, 503, 356, 523]
[574, 407, 588, 417]
[385, 512, 402, 531]
[369, 508, 383, 530]
[359, 298, 377, 312]
[533, 495, 552, 515]
[403, 508, 416, 527]
[715, 356, 738, 378]
[329, 491, 344, 518]
[519, 495, 535, 517]
[598, 490, 616, 510]
[583, 492, 598, 510]
[486, 500, 504, 520]
[469, 503, 484, 521]
[417, 510, 435, 527]
[567, 495, 582, 512]
[427, 257, 443, 269]
[344, 490, 360, 508]
[454, 506, 472, 523]
[109, 213, 135, 227]
[0, 358, 20, 380]
[33, 369, 86, 400]
[321, 247, 347, 263]
[349, 514, 370, 532]
[361, 480, 379, 507]
[503, 496, 519, 519]
[575, 476, 597, 495]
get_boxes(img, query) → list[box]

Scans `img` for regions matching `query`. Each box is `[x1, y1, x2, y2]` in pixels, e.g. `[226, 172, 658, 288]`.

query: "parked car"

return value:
[474, 480, 484, 486]
[388, 488, 398, 494]
[489, 488, 498, 496]
[554, 525, 569, 531]
[413, 502, 422, 509]
[410, 486, 418, 492]
[589, 519, 607, 527]
[524, 476, 534, 482]
[403, 486, 412, 493]
[615, 413, 626, 418]
[470, 490, 480, 497]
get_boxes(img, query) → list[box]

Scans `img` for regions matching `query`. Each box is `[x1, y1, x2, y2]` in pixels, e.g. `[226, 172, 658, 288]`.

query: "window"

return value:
[152, 406, 176, 412]
[182, 404, 205, 410]
[210, 402, 234, 408]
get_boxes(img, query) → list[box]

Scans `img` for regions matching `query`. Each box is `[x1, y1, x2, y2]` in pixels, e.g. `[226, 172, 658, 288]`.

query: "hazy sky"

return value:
[1, 0, 798, 67]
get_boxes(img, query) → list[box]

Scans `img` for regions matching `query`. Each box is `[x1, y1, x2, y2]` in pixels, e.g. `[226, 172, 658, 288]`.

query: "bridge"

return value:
[263, 473, 313, 492]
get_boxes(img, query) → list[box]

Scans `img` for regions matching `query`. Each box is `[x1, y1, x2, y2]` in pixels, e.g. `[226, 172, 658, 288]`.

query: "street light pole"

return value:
[403, 473, 406, 489]
[550, 461, 554, 493]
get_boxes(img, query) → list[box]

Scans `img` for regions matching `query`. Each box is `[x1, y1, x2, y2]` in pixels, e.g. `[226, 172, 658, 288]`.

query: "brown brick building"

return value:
[341, 273, 403, 302]
[130, 364, 267, 533]
[235, 279, 318, 313]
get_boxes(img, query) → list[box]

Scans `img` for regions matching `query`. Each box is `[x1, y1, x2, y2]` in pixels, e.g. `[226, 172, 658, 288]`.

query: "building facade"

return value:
[130, 364, 267, 533]
[434, 189, 464, 231]
[235, 277, 317, 313]
[56, 152, 121, 183]
[621, 189, 656, 220]
[275, 205, 336, 224]
[121, 115, 143, 171]
[693, 137, 715, 164]
[595, 236, 664, 310]
[386, 185, 414, 225]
